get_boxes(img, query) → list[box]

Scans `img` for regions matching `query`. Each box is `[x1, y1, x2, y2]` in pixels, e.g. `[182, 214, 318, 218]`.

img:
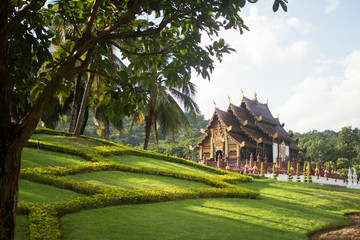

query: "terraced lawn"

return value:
[30, 134, 105, 148]
[64, 171, 212, 191]
[19, 179, 84, 203]
[21, 147, 87, 169]
[109, 155, 216, 175]
[60, 179, 360, 240]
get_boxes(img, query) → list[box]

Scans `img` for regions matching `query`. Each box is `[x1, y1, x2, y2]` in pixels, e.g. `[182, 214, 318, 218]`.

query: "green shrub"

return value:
[272, 164, 277, 180]
[28, 206, 61, 240]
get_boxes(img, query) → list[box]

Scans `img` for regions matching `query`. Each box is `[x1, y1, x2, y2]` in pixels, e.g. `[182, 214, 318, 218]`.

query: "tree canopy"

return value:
[0, 0, 288, 238]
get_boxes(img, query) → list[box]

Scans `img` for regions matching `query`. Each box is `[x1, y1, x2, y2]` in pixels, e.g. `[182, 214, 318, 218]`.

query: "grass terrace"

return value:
[15, 129, 360, 240]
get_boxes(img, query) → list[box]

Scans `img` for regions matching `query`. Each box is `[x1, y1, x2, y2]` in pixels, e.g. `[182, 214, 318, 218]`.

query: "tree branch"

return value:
[103, 7, 198, 42]
[84, 0, 102, 36]
[0, 0, 46, 36]
[109, 41, 171, 56]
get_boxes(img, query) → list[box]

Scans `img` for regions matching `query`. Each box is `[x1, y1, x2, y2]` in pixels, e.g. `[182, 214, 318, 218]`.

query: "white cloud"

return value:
[325, 0, 340, 13]
[276, 50, 360, 132]
[193, 5, 313, 120]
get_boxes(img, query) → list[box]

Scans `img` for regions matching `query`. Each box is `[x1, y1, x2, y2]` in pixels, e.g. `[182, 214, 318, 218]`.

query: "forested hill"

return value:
[293, 127, 360, 175]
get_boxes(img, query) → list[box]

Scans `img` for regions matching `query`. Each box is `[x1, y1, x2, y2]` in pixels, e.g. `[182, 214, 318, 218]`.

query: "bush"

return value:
[28, 206, 61, 240]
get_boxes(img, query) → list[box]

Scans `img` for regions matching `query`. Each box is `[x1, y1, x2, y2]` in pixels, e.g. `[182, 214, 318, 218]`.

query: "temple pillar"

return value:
[210, 128, 214, 159]
[250, 152, 254, 168]
[236, 144, 241, 168]
[279, 156, 282, 169]
[224, 131, 228, 157]
[264, 154, 268, 171]
[199, 146, 203, 160]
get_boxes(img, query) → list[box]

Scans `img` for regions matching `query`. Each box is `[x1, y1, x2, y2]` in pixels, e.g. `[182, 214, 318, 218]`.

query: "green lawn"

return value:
[64, 171, 212, 191]
[18, 179, 84, 203]
[16, 132, 360, 240]
[109, 154, 216, 175]
[60, 179, 360, 240]
[30, 134, 105, 148]
[21, 147, 87, 169]
[15, 215, 29, 240]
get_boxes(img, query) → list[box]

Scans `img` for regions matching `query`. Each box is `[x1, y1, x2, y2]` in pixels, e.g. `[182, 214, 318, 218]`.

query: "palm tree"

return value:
[142, 70, 199, 150]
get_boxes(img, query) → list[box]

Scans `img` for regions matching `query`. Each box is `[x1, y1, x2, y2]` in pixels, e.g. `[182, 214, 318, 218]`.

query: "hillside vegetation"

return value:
[16, 129, 360, 240]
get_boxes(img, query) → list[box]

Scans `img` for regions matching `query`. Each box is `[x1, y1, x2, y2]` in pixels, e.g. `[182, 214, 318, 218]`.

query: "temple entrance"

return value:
[215, 150, 223, 161]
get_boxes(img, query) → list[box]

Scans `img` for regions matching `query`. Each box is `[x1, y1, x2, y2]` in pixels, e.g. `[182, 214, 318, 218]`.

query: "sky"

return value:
[191, 0, 360, 133]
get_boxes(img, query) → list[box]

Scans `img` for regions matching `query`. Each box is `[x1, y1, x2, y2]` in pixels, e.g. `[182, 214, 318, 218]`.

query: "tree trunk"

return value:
[79, 106, 89, 135]
[73, 72, 96, 137]
[143, 107, 154, 150]
[68, 73, 84, 132]
[0, 140, 23, 240]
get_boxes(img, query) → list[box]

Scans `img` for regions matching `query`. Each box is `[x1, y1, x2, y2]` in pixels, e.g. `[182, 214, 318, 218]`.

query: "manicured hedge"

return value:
[34, 128, 231, 174]
[17, 203, 62, 240]
[20, 130, 259, 240]
[20, 161, 246, 190]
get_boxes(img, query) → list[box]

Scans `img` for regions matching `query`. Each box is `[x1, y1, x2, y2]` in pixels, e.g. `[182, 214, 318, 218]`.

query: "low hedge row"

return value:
[26, 138, 252, 185]
[20, 161, 243, 190]
[18, 202, 62, 240]
[18, 184, 259, 240]
[20, 130, 258, 239]
[51, 187, 259, 217]
[100, 146, 239, 176]
[32, 129, 251, 180]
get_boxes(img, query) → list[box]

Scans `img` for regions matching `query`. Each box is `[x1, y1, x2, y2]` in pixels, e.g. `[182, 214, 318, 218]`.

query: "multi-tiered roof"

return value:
[194, 95, 300, 152]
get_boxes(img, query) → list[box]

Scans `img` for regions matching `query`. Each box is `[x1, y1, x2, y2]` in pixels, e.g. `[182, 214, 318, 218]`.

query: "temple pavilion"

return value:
[193, 94, 301, 174]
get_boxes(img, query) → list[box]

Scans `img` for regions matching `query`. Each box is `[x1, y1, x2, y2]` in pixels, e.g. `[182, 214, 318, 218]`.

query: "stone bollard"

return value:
[348, 167, 353, 185]
[353, 169, 358, 185]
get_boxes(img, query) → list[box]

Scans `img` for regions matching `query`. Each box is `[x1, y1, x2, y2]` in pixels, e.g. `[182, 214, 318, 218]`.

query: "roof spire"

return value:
[213, 100, 217, 109]
[266, 98, 269, 105]
[253, 90, 258, 104]
[241, 89, 244, 97]
[228, 96, 231, 104]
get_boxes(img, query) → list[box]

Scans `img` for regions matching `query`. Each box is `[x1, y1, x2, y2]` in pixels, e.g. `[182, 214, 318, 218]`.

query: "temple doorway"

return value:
[215, 150, 223, 161]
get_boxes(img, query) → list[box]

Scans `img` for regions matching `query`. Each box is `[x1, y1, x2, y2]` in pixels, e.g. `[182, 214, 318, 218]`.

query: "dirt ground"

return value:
[309, 213, 360, 240]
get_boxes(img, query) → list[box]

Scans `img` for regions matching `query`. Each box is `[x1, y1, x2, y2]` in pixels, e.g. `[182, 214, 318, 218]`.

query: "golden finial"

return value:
[228, 96, 231, 104]
[266, 98, 269, 105]
[253, 90, 258, 101]
[277, 113, 280, 119]
[213, 100, 216, 109]
[241, 89, 244, 97]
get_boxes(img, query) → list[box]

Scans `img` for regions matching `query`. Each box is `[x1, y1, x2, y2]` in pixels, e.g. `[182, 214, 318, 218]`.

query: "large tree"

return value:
[0, 0, 287, 238]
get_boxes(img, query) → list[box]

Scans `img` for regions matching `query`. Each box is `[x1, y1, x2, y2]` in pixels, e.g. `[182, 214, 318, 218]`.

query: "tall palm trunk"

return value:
[143, 106, 154, 150]
[73, 72, 95, 137]
[68, 73, 84, 132]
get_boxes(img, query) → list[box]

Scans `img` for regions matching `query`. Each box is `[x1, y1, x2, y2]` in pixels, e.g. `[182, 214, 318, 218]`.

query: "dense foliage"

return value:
[294, 126, 360, 175]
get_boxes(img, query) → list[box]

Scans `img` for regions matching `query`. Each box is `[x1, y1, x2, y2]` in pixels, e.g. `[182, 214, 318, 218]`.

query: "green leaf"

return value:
[280, 1, 288, 12]
[180, 49, 188, 55]
[273, 0, 280, 12]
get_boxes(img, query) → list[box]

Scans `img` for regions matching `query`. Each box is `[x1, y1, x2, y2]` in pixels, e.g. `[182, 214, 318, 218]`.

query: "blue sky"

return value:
[192, 0, 360, 133]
